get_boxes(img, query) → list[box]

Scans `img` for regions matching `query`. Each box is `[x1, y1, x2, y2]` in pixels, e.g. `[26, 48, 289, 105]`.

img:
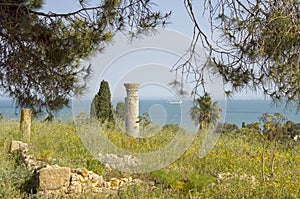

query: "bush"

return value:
[115, 102, 125, 120]
[245, 122, 261, 132]
[221, 123, 240, 133]
[285, 120, 300, 140]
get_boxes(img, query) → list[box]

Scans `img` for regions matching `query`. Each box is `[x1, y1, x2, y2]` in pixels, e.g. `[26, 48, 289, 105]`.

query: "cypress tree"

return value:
[90, 80, 114, 124]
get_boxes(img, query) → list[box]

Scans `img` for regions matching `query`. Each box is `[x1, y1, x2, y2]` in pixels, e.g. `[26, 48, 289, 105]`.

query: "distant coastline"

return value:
[1, 99, 299, 126]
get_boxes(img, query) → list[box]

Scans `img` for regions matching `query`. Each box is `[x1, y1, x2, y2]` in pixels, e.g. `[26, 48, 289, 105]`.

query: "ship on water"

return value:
[167, 99, 182, 104]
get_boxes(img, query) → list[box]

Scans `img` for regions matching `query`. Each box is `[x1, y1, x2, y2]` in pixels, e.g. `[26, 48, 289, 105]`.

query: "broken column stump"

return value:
[20, 108, 32, 142]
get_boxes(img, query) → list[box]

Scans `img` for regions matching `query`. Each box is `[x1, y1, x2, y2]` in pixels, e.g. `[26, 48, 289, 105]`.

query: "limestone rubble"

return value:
[10, 140, 146, 197]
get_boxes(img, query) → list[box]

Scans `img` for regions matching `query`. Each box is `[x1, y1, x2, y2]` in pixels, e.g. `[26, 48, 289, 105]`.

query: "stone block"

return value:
[10, 140, 28, 153]
[39, 166, 71, 190]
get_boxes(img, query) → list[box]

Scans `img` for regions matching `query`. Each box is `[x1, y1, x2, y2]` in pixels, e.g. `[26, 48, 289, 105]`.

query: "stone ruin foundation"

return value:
[9, 140, 150, 197]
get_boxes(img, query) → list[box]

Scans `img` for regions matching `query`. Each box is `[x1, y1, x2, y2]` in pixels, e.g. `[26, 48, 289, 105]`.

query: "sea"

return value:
[0, 99, 299, 127]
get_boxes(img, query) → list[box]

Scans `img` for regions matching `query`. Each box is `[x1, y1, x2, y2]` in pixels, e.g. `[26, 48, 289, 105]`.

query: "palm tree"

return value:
[190, 94, 222, 130]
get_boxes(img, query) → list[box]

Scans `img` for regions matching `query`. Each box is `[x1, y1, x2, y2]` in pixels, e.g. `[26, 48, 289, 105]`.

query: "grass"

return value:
[0, 119, 299, 198]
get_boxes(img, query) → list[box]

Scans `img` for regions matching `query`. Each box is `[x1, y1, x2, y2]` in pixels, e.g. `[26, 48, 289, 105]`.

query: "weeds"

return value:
[0, 119, 299, 198]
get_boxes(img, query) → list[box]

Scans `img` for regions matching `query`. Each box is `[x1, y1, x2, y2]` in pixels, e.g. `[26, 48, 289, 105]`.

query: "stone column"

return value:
[124, 83, 140, 137]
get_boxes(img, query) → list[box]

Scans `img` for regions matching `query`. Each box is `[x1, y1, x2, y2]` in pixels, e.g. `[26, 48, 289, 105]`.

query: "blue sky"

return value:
[0, 1, 264, 101]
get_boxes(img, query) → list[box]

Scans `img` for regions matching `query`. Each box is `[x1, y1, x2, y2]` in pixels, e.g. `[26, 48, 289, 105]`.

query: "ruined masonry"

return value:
[124, 83, 140, 137]
[9, 140, 148, 197]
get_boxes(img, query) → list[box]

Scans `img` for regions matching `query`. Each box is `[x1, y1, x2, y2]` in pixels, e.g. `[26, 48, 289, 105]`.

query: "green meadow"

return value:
[0, 119, 299, 198]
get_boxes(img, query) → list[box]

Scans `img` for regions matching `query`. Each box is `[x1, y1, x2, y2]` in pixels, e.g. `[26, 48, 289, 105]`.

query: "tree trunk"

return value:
[20, 108, 32, 142]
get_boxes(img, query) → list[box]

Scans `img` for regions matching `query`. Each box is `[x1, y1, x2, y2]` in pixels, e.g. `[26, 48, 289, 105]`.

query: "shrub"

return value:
[285, 120, 300, 140]
[245, 122, 261, 132]
[222, 122, 240, 133]
[115, 102, 125, 120]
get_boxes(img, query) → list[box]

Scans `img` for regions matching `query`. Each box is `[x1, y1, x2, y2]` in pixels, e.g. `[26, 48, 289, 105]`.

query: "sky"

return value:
[0, 1, 264, 101]
[44, 0, 221, 101]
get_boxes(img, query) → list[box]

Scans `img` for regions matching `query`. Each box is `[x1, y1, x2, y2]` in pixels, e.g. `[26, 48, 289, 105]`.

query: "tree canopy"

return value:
[179, 0, 300, 108]
[0, 0, 170, 115]
[2, 0, 300, 114]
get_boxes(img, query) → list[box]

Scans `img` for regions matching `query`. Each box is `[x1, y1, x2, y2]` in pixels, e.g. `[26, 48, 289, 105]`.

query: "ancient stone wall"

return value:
[10, 140, 148, 197]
